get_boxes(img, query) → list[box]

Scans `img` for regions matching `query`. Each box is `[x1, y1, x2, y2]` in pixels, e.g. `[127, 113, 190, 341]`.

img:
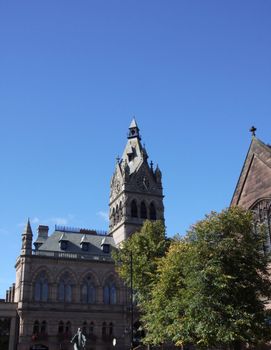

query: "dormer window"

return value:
[60, 240, 68, 250]
[102, 244, 110, 254]
[80, 234, 89, 251]
[59, 233, 69, 251]
[101, 237, 110, 254]
[81, 242, 89, 252]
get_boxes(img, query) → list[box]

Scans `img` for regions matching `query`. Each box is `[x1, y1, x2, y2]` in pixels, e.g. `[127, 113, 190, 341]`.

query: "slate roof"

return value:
[34, 229, 116, 256]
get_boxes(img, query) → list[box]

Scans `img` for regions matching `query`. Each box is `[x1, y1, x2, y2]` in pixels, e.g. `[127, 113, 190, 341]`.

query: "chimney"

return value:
[37, 225, 49, 239]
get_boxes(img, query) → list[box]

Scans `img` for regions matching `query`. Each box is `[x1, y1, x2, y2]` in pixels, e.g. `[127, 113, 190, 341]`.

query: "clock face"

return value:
[136, 174, 150, 191]
[114, 180, 121, 195]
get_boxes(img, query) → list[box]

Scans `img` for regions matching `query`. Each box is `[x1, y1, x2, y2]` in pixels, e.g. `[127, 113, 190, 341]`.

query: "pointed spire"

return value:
[24, 218, 33, 235]
[128, 118, 141, 140]
[129, 118, 138, 129]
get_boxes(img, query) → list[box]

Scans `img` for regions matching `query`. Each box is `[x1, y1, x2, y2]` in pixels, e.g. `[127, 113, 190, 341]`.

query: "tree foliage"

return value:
[143, 207, 271, 348]
[113, 220, 169, 306]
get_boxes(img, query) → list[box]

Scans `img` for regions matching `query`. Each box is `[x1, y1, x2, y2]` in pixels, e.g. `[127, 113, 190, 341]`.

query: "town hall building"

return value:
[1, 123, 271, 350]
[0, 119, 164, 350]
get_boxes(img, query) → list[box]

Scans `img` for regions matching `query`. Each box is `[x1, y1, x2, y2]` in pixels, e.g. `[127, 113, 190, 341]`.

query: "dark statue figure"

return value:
[71, 328, 86, 350]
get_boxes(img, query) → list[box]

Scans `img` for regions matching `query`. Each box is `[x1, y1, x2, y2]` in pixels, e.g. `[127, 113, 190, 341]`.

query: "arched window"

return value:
[149, 202, 157, 220]
[251, 198, 271, 253]
[103, 280, 117, 304]
[82, 321, 87, 335]
[58, 272, 73, 302]
[116, 205, 119, 223]
[58, 321, 64, 334]
[109, 322, 114, 336]
[81, 275, 96, 304]
[34, 271, 49, 302]
[102, 322, 107, 337]
[41, 321, 47, 335]
[119, 202, 122, 221]
[65, 321, 71, 336]
[131, 200, 138, 218]
[89, 321, 94, 335]
[33, 320, 39, 335]
[140, 201, 147, 219]
[112, 208, 116, 225]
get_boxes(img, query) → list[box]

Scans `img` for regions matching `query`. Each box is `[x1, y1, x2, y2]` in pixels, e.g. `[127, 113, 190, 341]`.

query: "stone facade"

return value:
[109, 119, 164, 245]
[1, 119, 164, 350]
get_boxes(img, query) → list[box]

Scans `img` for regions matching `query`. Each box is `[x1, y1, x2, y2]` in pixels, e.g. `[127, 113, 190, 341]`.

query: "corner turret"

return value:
[21, 219, 33, 256]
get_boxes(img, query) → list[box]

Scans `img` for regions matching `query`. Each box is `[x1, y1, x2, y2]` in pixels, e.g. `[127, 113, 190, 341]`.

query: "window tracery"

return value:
[250, 198, 271, 253]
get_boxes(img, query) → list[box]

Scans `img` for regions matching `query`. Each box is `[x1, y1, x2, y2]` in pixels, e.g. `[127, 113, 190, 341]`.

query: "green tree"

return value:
[142, 240, 190, 345]
[143, 207, 271, 349]
[113, 220, 169, 307]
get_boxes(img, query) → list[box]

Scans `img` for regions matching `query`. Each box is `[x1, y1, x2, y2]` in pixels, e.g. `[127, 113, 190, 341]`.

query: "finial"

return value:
[150, 161, 153, 170]
[250, 126, 257, 137]
[116, 155, 120, 163]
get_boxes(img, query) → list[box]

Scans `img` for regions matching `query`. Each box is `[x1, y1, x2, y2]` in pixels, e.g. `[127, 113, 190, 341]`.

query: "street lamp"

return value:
[130, 251, 134, 350]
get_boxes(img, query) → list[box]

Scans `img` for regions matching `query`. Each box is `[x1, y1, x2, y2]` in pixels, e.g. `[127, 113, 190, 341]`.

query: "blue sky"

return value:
[0, 0, 271, 298]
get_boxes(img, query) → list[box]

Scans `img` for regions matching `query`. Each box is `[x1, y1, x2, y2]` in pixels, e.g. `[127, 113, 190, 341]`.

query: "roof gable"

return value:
[231, 137, 271, 208]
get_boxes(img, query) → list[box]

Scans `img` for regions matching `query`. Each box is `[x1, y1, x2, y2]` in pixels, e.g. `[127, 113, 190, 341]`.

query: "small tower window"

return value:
[140, 202, 147, 219]
[150, 202, 157, 220]
[131, 200, 138, 218]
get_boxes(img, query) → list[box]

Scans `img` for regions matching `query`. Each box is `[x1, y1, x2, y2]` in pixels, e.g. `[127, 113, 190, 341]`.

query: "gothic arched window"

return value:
[131, 200, 138, 218]
[58, 272, 73, 302]
[89, 321, 94, 335]
[149, 202, 157, 220]
[116, 205, 119, 223]
[102, 322, 107, 337]
[58, 321, 64, 334]
[33, 320, 39, 335]
[82, 321, 87, 335]
[65, 321, 72, 336]
[103, 280, 117, 305]
[41, 321, 47, 335]
[109, 322, 114, 336]
[250, 198, 271, 253]
[112, 208, 116, 225]
[81, 275, 96, 304]
[34, 271, 49, 302]
[140, 201, 147, 219]
[119, 202, 122, 220]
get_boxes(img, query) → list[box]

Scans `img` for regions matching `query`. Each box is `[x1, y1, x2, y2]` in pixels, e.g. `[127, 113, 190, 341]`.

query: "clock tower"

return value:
[109, 119, 164, 245]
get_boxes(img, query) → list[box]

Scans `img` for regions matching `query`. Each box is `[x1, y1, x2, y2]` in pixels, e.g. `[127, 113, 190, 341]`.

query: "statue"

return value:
[71, 328, 86, 350]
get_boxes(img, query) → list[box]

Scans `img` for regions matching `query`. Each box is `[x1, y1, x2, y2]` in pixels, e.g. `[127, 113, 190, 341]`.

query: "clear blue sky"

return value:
[0, 0, 271, 298]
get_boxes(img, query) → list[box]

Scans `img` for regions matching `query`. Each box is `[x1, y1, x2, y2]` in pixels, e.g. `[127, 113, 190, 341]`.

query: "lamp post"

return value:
[130, 251, 134, 350]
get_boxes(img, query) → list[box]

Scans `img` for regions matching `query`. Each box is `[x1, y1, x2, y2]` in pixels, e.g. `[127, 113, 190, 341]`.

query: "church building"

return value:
[1, 119, 164, 350]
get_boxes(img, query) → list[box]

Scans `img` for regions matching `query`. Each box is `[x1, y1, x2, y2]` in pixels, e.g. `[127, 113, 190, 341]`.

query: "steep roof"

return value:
[35, 229, 115, 256]
[231, 136, 271, 209]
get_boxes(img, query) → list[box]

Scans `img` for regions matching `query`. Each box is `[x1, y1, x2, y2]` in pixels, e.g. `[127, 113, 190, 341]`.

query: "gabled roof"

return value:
[231, 136, 271, 209]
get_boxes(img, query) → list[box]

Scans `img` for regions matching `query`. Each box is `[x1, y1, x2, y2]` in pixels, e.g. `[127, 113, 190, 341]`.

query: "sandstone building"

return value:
[0, 119, 164, 350]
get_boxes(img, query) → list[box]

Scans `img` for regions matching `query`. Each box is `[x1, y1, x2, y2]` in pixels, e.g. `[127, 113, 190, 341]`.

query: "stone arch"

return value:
[149, 201, 157, 220]
[79, 268, 100, 287]
[32, 267, 52, 302]
[140, 201, 147, 219]
[116, 204, 119, 223]
[55, 267, 78, 285]
[131, 199, 138, 218]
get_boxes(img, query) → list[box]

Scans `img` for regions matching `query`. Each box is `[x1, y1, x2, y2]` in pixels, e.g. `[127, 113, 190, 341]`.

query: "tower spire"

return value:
[21, 218, 33, 255]
[128, 118, 141, 140]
